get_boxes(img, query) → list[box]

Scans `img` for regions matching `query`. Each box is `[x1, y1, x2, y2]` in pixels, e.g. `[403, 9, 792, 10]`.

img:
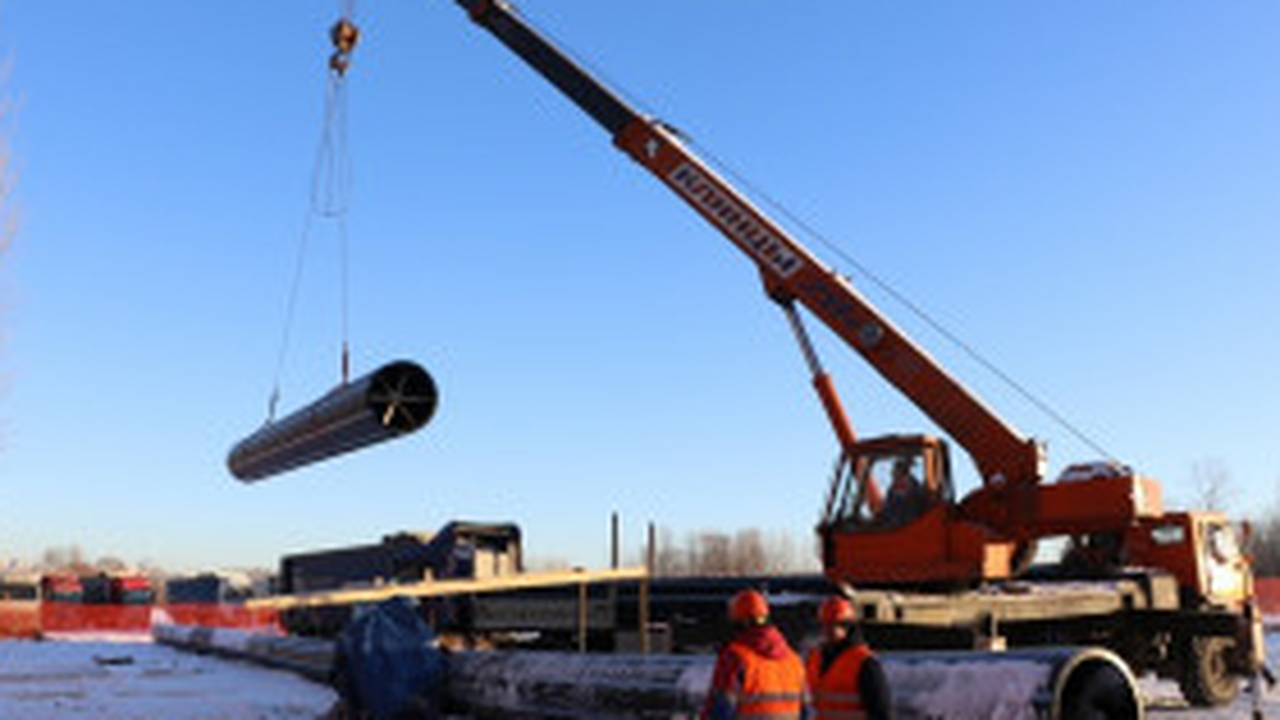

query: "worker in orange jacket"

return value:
[702, 588, 807, 720]
[805, 595, 893, 720]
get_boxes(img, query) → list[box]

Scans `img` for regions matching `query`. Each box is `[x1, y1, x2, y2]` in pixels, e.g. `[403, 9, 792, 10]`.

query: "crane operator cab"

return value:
[881, 455, 931, 527]
[823, 434, 954, 531]
[819, 434, 1018, 585]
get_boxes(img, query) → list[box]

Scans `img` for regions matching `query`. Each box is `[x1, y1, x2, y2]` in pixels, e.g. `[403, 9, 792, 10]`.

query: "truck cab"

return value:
[1126, 513, 1251, 608]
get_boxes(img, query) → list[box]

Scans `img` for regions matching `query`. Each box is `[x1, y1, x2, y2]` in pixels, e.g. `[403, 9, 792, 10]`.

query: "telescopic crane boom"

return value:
[454, 0, 1039, 484]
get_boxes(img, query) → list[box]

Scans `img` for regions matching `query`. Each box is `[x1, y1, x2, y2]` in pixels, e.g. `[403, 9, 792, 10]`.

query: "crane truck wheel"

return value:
[1177, 635, 1240, 707]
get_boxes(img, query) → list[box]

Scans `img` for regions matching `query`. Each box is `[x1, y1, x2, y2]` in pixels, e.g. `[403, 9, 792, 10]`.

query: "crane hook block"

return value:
[327, 17, 363, 76]
[328, 18, 360, 76]
[228, 360, 438, 483]
[331, 18, 360, 54]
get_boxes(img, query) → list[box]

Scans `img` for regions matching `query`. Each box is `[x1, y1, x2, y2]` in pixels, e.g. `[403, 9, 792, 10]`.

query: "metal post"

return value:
[647, 522, 657, 576]
[608, 512, 620, 652]
[642, 521, 655, 655]
[577, 580, 588, 654]
[610, 512, 620, 570]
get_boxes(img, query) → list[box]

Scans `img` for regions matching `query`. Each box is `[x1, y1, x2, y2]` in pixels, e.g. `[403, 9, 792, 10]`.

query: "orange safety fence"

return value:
[0, 602, 280, 639]
[0, 602, 41, 639]
[41, 602, 154, 633]
[161, 603, 281, 631]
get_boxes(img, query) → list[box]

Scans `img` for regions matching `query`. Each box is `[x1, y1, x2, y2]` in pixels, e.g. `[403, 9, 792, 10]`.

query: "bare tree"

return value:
[1189, 458, 1234, 512]
[652, 526, 687, 577]
[692, 531, 732, 575]
[649, 526, 817, 577]
[1250, 517, 1280, 577]
[729, 528, 766, 575]
[40, 545, 91, 575]
[761, 528, 820, 574]
[95, 556, 127, 573]
[525, 555, 573, 572]
[1245, 478, 1280, 577]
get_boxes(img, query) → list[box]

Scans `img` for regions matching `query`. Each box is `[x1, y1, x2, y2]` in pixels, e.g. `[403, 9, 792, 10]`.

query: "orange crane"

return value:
[441, 0, 1264, 706]
[449, 0, 1169, 584]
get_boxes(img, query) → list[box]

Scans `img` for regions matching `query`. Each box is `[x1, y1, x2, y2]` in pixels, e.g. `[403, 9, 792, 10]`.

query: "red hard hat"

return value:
[729, 589, 770, 624]
[818, 595, 855, 626]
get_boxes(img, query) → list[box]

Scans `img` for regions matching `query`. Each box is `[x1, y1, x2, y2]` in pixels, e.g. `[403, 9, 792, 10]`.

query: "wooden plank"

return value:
[246, 566, 648, 611]
[848, 579, 1144, 627]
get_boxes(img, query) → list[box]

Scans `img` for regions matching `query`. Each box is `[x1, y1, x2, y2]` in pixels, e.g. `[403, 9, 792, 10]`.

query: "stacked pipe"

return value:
[446, 650, 711, 719]
[155, 624, 1142, 719]
[152, 624, 334, 683]
[880, 647, 1142, 720]
[446, 648, 1141, 720]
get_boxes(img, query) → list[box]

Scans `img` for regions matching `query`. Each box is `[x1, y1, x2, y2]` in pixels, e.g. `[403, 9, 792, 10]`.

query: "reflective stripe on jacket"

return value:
[711, 640, 806, 719]
[805, 642, 873, 720]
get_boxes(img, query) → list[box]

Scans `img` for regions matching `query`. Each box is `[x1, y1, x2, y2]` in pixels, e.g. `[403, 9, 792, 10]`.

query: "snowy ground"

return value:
[1143, 676, 1277, 719]
[0, 634, 336, 719]
[1138, 630, 1280, 719]
[0, 632, 1276, 718]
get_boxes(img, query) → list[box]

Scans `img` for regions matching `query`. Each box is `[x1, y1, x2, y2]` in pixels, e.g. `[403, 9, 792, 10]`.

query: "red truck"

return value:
[81, 573, 155, 605]
[39, 573, 84, 603]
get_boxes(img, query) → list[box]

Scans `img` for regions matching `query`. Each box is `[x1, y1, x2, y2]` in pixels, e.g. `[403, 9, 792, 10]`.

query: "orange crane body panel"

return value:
[824, 506, 1015, 585]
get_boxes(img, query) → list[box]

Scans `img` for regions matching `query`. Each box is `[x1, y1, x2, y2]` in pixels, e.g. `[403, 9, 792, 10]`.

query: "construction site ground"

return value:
[1, 630, 1276, 719]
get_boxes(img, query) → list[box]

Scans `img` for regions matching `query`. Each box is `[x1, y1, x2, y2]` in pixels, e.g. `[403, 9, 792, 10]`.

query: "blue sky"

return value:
[2, 1, 1278, 572]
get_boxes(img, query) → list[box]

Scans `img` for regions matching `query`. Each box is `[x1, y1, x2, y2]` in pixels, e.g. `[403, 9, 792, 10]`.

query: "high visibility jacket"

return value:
[709, 639, 807, 719]
[806, 642, 873, 720]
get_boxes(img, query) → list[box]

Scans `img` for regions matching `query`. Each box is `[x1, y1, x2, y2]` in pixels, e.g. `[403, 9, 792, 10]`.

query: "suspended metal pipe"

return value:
[228, 360, 437, 482]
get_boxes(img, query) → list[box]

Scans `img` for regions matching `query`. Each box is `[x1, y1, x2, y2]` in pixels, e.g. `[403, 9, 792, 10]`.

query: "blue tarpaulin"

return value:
[332, 597, 443, 719]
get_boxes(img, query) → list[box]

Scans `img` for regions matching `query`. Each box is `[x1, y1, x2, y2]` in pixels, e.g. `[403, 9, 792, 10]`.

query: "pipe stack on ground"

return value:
[446, 649, 1142, 720]
[153, 624, 334, 682]
[447, 650, 711, 719]
[881, 647, 1142, 720]
[154, 624, 1142, 719]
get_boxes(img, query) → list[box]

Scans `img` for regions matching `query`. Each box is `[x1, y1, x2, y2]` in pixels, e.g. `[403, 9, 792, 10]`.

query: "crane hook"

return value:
[329, 18, 360, 77]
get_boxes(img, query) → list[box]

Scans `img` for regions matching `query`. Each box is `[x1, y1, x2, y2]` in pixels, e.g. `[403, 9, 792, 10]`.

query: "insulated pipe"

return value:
[882, 647, 1143, 720]
[228, 360, 437, 482]
[445, 647, 1143, 720]
[445, 650, 710, 720]
[153, 624, 335, 682]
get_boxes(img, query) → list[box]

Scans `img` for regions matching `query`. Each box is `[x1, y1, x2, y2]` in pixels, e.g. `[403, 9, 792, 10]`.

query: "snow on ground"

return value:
[1142, 630, 1280, 719]
[1143, 676, 1278, 719]
[1143, 678, 1278, 719]
[0, 634, 336, 719]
